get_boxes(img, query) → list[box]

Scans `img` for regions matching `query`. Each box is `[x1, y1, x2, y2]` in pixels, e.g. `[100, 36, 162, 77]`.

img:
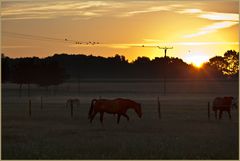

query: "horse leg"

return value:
[219, 110, 223, 120]
[227, 110, 231, 120]
[117, 114, 121, 124]
[90, 111, 97, 123]
[100, 112, 104, 124]
[122, 114, 130, 121]
[214, 110, 217, 119]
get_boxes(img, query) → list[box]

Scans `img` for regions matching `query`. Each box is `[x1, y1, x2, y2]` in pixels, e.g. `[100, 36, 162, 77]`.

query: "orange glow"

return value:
[184, 53, 209, 68]
[1, 0, 238, 60]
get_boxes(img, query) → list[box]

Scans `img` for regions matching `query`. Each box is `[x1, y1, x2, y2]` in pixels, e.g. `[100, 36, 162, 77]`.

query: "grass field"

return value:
[2, 80, 239, 159]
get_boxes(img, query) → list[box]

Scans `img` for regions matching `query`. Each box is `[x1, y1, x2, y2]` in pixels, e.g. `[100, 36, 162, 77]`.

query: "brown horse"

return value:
[88, 98, 142, 124]
[212, 96, 234, 119]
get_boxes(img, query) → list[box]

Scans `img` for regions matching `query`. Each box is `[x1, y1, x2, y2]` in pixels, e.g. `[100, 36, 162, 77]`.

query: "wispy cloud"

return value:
[198, 12, 238, 21]
[177, 8, 202, 14]
[2, 1, 122, 20]
[2, 0, 184, 20]
[179, 8, 239, 38]
[183, 21, 238, 38]
[2, 0, 238, 40]
[120, 3, 185, 17]
[121, 6, 173, 17]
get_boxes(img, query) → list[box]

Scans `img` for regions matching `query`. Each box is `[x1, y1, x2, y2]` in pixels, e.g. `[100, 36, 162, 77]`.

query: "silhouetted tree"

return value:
[134, 56, 151, 65]
[4, 50, 238, 84]
[35, 60, 68, 95]
[209, 50, 239, 76]
[1, 54, 10, 83]
[11, 58, 39, 97]
[223, 50, 239, 76]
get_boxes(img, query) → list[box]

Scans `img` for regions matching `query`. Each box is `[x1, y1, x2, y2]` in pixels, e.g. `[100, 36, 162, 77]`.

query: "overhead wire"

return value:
[2, 31, 100, 45]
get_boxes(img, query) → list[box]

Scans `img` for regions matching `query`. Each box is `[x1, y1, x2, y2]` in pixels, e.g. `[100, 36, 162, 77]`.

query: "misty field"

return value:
[2, 79, 239, 159]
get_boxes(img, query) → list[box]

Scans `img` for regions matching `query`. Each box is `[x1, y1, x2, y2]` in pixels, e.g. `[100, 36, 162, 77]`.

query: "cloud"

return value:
[2, 1, 121, 20]
[178, 8, 239, 38]
[198, 12, 238, 21]
[177, 8, 202, 14]
[122, 6, 173, 17]
[177, 8, 238, 21]
[183, 21, 238, 38]
[202, 21, 238, 30]
[120, 3, 184, 17]
[2, 0, 184, 20]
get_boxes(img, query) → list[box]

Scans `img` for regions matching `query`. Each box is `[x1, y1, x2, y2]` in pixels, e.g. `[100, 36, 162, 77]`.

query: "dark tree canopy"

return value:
[209, 50, 239, 76]
[2, 50, 239, 85]
[35, 60, 68, 87]
[7, 57, 68, 87]
[1, 54, 10, 83]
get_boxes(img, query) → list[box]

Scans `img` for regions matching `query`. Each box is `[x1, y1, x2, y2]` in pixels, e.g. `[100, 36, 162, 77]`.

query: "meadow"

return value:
[2, 79, 239, 159]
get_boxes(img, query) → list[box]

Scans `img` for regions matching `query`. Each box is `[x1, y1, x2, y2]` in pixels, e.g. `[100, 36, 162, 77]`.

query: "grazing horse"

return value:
[212, 97, 234, 119]
[88, 98, 142, 124]
[66, 98, 80, 108]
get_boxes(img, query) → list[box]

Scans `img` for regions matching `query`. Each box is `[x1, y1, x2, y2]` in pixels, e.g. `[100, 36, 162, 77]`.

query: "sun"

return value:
[184, 53, 209, 68]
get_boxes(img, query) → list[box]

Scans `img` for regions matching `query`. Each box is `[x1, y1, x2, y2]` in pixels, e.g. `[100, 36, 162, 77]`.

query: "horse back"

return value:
[94, 99, 123, 113]
[213, 97, 233, 111]
[222, 97, 233, 106]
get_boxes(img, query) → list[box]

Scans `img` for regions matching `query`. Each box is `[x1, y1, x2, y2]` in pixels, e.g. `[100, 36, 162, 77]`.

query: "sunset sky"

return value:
[1, 0, 239, 65]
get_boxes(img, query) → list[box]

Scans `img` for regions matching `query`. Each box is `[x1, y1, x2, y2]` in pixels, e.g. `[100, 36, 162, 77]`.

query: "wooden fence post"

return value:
[29, 99, 32, 117]
[157, 96, 161, 119]
[208, 101, 210, 120]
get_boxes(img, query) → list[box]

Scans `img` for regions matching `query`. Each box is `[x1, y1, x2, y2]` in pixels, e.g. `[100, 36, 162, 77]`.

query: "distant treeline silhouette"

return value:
[2, 50, 239, 86]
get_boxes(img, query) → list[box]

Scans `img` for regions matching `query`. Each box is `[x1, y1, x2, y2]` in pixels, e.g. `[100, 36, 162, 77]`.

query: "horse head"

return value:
[134, 103, 142, 118]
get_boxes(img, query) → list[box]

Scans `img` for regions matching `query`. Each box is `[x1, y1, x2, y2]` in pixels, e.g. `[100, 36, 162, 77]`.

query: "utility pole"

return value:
[157, 46, 173, 95]
[141, 45, 173, 95]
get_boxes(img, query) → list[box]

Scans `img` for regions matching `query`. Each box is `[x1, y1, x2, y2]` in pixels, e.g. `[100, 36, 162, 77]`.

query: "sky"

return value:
[1, 0, 239, 65]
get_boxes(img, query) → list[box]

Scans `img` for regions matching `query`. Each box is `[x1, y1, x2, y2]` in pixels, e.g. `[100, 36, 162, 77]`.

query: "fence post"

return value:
[29, 99, 32, 117]
[157, 96, 161, 119]
[208, 101, 210, 120]
[70, 100, 73, 118]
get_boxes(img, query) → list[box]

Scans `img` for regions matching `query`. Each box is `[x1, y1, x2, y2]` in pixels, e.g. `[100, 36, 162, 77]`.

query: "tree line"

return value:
[1, 50, 239, 88]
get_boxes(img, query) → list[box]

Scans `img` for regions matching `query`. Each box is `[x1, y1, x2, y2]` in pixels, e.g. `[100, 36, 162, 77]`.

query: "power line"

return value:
[2, 31, 100, 45]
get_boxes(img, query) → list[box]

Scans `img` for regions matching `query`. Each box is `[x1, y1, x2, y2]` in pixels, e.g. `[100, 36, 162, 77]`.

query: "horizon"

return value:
[2, 0, 239, 67]
[2, 50, 237, 66]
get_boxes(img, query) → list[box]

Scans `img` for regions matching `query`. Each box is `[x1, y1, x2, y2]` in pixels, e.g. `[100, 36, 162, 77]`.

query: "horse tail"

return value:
[88, 99, 97, 119]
